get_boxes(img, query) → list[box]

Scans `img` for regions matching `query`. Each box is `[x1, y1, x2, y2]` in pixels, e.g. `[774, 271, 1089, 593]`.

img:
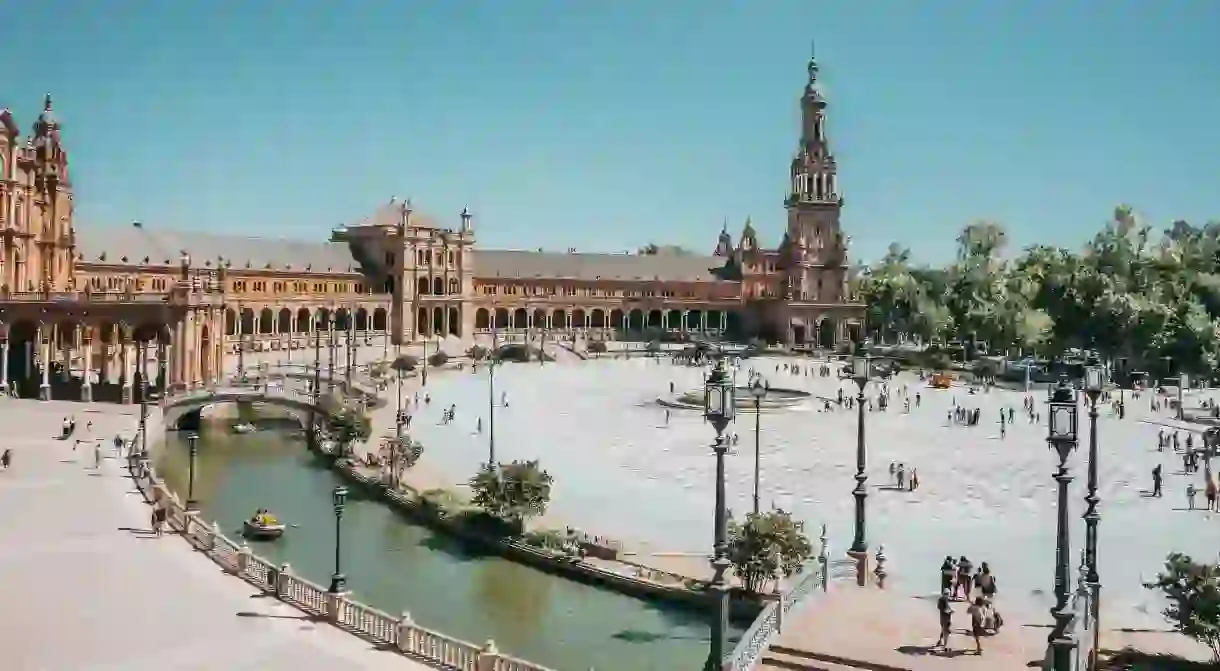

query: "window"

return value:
[385, 251, 396, 266]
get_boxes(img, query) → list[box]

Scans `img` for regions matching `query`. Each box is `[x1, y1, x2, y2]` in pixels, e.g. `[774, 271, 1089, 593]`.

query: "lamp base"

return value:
[847, 549, 869, 587]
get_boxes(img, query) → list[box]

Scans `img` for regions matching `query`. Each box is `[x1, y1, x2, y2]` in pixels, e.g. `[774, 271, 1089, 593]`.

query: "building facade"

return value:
[0, 52, 863, 403]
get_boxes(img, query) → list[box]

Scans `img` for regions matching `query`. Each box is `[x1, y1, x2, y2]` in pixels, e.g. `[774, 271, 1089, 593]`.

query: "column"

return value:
[120, 336, 133, 404]
[39, 327, 51, 401]
[286, 315, 294, 363]
[0, 337, 8, 393]
[174, 321, 186, 389]
[81, 332, 93, 402]
[700, 312, 708, 332]
[188, 313, 199, 388]
[59, 328, 71, 382]
[156, 340, 167, 392]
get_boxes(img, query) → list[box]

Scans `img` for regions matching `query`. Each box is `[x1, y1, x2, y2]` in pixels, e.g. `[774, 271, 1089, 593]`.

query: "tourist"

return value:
[955, 556, 974, 600]
[909, 469, 919, 492]
[966, 597, 986, 655]
[151, 500, 166, 537]
[1, 448, 11, 470]
[1207, 474, 1217, 511]
[1187, 484, 1198, 510]
[975, 562, 997, 599]
[896, 464, 906, 490]
[1152, 465, 1164, 497]
[935, 589, 953, 650]
[93, 441, 101, 469]
[889, 462, 897, 484]
[939, 556, 956, 593]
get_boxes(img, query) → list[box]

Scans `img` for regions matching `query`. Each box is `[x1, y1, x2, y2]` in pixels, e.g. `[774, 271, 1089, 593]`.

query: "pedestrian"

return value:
[910, 468, 919, 492]
[935, 589, 953, 650]
[93, 441, 101, 469]
[1, 448, 11, 470]
[975, 562, 997, 599]
[152, 501, 167, 537]
[1153, 464, 1164, 498]
[1187, 484, 1198, 510]
[967, 596, 986, 655]
[940, 556, 956, 594]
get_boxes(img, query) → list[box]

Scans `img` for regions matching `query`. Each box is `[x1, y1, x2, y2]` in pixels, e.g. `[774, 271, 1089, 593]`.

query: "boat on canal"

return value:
[242, 511, 286, 540]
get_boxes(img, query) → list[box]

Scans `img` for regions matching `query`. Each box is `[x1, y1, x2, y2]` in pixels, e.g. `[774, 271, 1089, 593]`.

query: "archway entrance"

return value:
[818, 319, 836, 349]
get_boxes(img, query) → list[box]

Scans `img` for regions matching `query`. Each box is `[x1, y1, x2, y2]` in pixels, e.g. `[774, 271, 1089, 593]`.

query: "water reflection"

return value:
[155, 423, 728, 670]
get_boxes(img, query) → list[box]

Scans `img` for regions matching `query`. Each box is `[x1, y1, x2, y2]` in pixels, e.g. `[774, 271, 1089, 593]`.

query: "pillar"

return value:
[59, 328, 71, 382]
[81, 332, 93, 402]
[0, 337, 8, 393]
[156, 339, 167, 392]
[39, 327, 51, 401]
[120, 337, 133, 404]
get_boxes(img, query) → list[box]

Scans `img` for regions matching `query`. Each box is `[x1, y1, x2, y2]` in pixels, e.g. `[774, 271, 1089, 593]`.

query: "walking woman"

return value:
[151, 500, 167, 537]
[967, 596, 986, 655]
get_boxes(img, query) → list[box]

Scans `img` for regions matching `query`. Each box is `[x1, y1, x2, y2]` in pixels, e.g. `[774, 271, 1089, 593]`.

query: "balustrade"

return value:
[126, 454, 554, 671]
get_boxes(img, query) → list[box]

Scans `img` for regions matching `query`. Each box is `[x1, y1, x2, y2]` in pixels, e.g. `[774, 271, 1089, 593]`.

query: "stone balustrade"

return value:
[127, 456, 553, 671]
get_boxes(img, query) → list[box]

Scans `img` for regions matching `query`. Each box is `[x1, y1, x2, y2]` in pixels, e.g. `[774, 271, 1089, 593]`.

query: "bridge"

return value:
[162, 383, 333, 430]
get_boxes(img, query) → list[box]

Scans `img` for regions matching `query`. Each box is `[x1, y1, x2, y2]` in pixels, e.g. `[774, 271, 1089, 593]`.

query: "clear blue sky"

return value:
[4, 0, 1217, 265]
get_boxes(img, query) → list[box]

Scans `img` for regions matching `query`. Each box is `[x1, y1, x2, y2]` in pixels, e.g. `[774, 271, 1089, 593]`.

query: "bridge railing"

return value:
[127, 456, 554, 671]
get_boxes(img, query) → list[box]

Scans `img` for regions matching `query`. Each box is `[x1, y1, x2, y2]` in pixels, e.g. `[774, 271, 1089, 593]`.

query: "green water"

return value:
[155, 422, 730, 671]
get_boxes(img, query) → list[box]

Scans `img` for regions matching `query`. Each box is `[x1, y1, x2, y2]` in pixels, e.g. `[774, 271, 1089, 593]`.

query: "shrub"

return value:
[469, 459, 553, 525]
[428, 350, 449, 367]
[1145, 552, 1220, 662]
[727, 508, 813, 594]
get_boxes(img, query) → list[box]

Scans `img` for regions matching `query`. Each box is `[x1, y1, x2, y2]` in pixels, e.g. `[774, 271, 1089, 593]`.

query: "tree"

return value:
[638, 243, 696, 256]
[727, 508, 813, 594]
[469, 459, 554, 526]
[1144, 552, 1220, 662]
[391, 354, 417, 376]
[381, 435, 423, 469]
[323, 398, 371, 456]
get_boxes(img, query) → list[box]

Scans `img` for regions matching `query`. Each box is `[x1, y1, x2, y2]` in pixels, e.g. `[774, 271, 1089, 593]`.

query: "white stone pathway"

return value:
[0, 399, 430, 671]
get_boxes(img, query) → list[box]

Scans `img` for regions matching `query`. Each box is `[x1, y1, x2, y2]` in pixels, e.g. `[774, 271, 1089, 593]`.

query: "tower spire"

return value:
[788, 41, 837, 206]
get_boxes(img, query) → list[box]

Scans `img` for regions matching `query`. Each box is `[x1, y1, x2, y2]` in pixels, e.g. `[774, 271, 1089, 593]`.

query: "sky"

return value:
[3, 0, 1218, 265]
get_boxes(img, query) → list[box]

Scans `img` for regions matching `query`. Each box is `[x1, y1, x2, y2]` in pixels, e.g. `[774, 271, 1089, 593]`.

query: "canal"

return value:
[155, 422, 734, 671]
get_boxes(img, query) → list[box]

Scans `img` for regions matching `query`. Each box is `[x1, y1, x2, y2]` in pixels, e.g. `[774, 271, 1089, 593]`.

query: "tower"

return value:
[784, 47, 848, 304]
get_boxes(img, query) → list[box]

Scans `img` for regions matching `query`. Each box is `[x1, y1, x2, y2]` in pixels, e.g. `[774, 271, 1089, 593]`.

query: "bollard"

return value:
[236, 544, 251, 575]
[276, 563, 291, 597]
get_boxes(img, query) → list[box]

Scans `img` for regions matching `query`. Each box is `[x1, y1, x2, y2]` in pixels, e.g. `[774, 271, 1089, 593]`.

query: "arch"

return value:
[512, 308, 527, 331]
[432, 307, 444, 336]
[847, 322, 861, 344]
[627, 309, 644, 331]
[647, 310, 663, 329]
[432, 277, 444, 295]
[382, 277, 395, 294]
[706, 310, 722, 332]
[686, 309, 703, 331]
[296, 308, 312, 333]
[225, 309, 237, 337]
[278, 308, 292, 334]
[355, 307, 369, 331]
[610, 309, 624, 330]
[372, 307, 388, 331]
[448, 307, 461, 336]
[725, 311, 743, 338]
[258, 308, 274, 335]
[200, 324, 213, 386]
[591, 308, 605, 329]
[336, 308, 351, 332]
[417, 308, 430, 336]
[818, 318, 836, 349]
[240, 308, 255, 336]
[552, 309, 567, 330]
[571, 309, 586, 329]
[448, 278, 460, 295]
[5, 320, 39, 395]
[666, 310, 682, 330]
[417, 277, 430, 295]
[475, 308, 490, 330]
[493, 308, 510, 330]
[532, 308, 547, 330]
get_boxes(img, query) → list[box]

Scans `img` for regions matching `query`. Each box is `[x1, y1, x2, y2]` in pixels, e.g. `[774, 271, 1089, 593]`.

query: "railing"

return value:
[724, 524, 835, 671]
[126, 455, 554, 671]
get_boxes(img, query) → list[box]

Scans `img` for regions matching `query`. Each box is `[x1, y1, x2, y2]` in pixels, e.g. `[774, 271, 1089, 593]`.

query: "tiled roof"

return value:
[471, 250, 727, 282]
[344, 198, 445, 230]
[74, 224, 360, 274]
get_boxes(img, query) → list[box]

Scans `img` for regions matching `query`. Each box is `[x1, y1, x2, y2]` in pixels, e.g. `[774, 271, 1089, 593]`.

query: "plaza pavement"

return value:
[0, 398, 433, 671]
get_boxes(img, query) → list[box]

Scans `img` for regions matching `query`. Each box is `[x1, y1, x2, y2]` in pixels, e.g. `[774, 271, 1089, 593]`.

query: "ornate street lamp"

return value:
[329, 485, 348, 594]
[185, 433, 199, 510]
[138, 376, 151, 458]
[848, 340, 871, 586]
[1046, 377, 1079, 671]
[327, 314, 337, 393]
[750, 378, 767, 516]
[703, 356, 735, 671]
[487, 330, 499, 466]
[1083, 353, 1105, 668]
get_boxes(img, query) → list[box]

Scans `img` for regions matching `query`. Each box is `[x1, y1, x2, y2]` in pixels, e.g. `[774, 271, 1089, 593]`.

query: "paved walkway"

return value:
[773, 584, 1210, 670]
[0, 399, 430, 670]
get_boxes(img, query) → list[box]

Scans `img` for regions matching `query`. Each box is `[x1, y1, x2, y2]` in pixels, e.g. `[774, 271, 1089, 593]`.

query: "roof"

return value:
[74, 224, 359, 274]
[471, 250, 726, 282]
[344, 198, 446, 230]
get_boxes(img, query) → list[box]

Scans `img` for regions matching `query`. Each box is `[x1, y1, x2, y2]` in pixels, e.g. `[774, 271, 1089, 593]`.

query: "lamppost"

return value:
[487, 330, 498, 466]
[421, 328, 429, 387]
[750, 378, 767, 516]
[308, 321, 322, 451]
[847, 340, 871, 586]
[1046, 377, 1080, 671]
[703, 356, 736, 671]
[329, 485, 348, 594]
[1082, 353, 1105, 671]
[186, 433, 199, 510]
[344, 312, 354, 390]
[327, 314, 337, 393]
[138, 377, 151, 458]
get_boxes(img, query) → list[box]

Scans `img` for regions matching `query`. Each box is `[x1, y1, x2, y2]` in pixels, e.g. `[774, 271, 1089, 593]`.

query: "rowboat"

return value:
[242, 516, 286, 540]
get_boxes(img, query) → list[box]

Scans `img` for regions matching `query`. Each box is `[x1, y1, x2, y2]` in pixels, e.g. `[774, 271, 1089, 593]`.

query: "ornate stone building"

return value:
[0, 52, 862, 403]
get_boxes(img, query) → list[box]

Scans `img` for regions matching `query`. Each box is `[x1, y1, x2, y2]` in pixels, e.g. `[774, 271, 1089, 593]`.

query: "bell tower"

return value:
[784, 46, 848, 304]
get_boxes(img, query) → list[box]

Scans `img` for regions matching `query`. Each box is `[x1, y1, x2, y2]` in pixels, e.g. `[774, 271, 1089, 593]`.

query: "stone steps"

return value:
[761, 645, 914, 671]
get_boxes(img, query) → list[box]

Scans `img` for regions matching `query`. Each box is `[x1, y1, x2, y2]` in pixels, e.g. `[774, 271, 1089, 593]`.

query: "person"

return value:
[956, 556, 974, 600]
[1152, 464, 1164, 498]
[1188, 483, 1198, 510]
[910, 468, 919, 492]
[151, 501, 167, 537]
[967, 597, 986, 655]
[975, 562, 997, 599]
[940, 556, 956, 594]
[1, 448, 11, 470]
[935, 589, 953, 650]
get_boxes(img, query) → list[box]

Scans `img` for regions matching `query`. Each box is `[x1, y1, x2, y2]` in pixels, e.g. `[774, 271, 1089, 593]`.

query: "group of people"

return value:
[936, 556, 1002, 655]
[887, 462, 919, 491]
